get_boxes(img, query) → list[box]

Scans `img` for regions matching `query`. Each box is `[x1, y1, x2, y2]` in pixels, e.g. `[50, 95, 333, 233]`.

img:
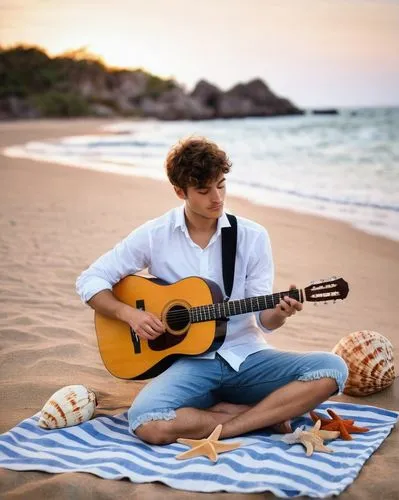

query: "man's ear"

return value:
[174, 186, 186, 200]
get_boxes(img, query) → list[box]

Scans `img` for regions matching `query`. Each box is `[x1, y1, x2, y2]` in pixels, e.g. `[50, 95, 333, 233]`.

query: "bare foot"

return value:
[209, 402, 251, 416]
[209, 403, 292, 434]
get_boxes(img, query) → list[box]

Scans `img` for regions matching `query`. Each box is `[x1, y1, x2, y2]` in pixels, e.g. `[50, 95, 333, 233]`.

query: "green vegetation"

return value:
[146, 75, 177, 98]
[29, 91, 90, 117]
[0, 44, 177, 117]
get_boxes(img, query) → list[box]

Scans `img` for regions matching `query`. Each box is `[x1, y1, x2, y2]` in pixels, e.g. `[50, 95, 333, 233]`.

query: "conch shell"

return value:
[38, 384, 97, 429]
[332, 330, 395, 396]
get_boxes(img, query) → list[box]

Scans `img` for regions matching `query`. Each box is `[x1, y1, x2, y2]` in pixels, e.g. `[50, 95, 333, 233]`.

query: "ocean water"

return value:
[4, 107, 399, 241]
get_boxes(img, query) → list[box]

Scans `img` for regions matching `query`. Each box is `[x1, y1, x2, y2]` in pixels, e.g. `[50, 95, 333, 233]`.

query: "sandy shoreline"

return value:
[0, 119, 398, 499]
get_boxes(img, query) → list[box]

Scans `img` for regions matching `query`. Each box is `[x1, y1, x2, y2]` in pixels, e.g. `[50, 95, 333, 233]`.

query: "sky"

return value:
[1, 0, 399, 107]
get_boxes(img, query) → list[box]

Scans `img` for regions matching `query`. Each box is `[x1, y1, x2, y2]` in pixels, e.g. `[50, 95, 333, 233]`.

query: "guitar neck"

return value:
[190, 288, 304, 323]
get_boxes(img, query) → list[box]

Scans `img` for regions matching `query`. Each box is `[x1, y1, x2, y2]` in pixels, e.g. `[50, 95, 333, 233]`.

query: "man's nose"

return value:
[210, 188, 221, 202]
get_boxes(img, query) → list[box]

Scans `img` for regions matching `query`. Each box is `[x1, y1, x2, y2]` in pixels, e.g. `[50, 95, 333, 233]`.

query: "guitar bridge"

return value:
[129, 299, 145, 354]
[130, 327, 141, 353]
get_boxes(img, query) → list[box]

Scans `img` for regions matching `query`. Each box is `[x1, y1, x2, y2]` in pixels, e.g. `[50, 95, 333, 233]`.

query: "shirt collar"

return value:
[174, 204, 231, 236]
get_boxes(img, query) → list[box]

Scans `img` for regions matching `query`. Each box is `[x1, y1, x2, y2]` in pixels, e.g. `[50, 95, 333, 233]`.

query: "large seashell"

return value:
[332, 330, 395, 396]
[38, 385, 97, 429]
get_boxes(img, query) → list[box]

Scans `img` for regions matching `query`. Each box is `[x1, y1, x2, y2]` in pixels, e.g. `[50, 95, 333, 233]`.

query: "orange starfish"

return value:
[175, 424, 242, 462]
[310, 409, 369, 440]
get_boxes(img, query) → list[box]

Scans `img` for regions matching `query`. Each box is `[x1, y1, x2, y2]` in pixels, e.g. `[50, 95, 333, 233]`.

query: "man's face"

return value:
[176, 173, 226, 220]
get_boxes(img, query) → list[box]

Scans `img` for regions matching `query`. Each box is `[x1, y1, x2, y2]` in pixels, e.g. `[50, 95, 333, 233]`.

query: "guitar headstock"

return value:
[304, 277, 349, 303]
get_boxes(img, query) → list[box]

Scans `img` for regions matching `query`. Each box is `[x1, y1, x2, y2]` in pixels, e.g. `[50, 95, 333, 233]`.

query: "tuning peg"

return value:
[313, 302, 318, 306]
[324, 301, 328, 305]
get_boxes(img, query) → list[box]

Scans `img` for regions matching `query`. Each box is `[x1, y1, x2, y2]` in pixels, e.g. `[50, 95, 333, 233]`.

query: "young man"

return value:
[76, 137, 348, 445]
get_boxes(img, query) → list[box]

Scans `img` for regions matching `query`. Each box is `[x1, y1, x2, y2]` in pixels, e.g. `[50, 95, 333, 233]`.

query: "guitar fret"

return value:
[260, 296, 266, 310]
[189, 288, 303, 323]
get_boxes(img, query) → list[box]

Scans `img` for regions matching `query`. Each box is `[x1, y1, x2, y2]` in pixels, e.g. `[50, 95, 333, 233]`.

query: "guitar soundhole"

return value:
[166, 305, 190, 332]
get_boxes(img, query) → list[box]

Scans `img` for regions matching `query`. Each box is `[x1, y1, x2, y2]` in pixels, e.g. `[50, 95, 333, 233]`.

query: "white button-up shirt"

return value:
[76, 205, 275, 371]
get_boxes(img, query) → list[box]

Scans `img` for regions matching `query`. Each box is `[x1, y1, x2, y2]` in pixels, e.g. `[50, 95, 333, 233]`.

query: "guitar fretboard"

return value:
[189, 289, 303, 323]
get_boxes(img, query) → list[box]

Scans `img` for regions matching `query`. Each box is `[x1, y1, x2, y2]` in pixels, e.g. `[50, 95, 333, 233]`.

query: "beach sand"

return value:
[0, 119, 398, 499]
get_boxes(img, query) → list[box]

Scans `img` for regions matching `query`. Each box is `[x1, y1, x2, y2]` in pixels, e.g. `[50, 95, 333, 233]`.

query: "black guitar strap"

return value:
[221, 213, 237, 300]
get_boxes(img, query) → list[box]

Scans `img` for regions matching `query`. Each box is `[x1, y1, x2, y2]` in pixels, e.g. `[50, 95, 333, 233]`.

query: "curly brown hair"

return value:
[165, 136, 232, 191]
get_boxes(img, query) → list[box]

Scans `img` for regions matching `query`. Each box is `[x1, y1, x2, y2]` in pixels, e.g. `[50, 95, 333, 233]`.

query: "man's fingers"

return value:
[148, 313, 164, 331]
[137, 325, 160, 340]
[148, 318, 165, 333]
[135, 329, 152, 340]
[283, 296, 303, 311]
[279, 299, 297, 316]
[278, 300, 288, 313]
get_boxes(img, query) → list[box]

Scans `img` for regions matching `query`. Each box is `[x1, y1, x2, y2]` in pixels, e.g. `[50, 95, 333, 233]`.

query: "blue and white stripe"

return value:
[0, 401, 397, 498]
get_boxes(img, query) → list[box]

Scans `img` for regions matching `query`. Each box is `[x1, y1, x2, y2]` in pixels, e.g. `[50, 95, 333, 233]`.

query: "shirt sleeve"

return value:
[244, 228, 275, 333]
[76, 221, 152, 303]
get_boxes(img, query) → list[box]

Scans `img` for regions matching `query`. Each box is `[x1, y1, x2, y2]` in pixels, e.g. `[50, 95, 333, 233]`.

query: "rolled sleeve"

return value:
[76, 222, 152, 304]
[76, 276, 113, 303]
[244, 229, 275, 334]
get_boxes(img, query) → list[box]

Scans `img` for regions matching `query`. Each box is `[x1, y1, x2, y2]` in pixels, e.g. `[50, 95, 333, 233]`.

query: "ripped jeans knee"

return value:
[128, 407, 176, 435]
[297, 352, 349, 395]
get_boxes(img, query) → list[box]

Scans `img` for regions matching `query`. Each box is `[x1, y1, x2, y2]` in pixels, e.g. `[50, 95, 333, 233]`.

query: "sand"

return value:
[0, 119, 398, 499]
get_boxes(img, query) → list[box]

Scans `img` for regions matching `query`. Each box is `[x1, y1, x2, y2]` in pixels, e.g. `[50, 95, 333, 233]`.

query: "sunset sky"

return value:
[1, 0, 398, 107]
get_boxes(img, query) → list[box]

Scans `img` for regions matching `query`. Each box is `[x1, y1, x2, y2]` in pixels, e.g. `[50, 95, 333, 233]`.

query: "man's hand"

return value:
[259, 284, 303, 331]
[275, 284, 303, 318]
[117, 304, 165, 340]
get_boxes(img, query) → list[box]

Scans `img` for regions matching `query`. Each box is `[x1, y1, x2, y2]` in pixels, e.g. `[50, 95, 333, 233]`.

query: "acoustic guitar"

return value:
[94, 275, 349, 380]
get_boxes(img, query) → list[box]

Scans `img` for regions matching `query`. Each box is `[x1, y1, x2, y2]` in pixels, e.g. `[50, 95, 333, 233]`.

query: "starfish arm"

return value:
[310, 410, 331, 426]
[321, 419, 354, 430]
[314, 442, 334, 453]
[207, 443, 218, 462]
[349, 425, 370, 433]
[208, 424, 223, 441]
[312, 420, 322, 432]
[282, 433, 301, 445]
[327, 408, 339, 419]
[213, 441, 242, 453]
[326, 408, 353, 422]
[339, 424, 353, 440]
[302, 439, 315, 456]
[175, 442, 207, 460]
[319, 430, 340, 440]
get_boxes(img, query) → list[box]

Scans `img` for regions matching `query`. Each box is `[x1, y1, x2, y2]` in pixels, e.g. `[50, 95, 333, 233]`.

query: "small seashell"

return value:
[38, 385, 97, 429]
[332, 330, 395, 396]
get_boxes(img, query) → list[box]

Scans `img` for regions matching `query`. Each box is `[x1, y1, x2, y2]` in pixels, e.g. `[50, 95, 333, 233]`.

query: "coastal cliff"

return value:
[0, 45, 303, 120]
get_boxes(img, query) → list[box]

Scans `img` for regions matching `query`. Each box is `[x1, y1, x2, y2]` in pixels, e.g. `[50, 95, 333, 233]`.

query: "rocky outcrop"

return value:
[133, 78, 302, 121]
[0, 46, 303, 120]
[188, 78, 302, 119]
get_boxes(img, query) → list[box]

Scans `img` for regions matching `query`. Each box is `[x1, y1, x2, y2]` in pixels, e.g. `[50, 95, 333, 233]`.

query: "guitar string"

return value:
[163, 289, 342, 322]
[164, 292, 301, 321]
[160, 286, 341, 322]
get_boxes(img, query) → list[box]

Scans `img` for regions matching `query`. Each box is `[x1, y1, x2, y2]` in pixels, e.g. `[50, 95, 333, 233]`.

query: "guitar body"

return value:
[94, 275, 226, 380]
[94, 274, 349, 381]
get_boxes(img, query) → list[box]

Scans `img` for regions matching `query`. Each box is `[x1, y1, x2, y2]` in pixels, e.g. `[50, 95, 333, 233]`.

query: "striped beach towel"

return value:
[0, 401, 397, 498]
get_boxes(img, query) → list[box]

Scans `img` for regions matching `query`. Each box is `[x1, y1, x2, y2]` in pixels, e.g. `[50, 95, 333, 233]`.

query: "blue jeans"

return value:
[128, 349, 348, 433]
